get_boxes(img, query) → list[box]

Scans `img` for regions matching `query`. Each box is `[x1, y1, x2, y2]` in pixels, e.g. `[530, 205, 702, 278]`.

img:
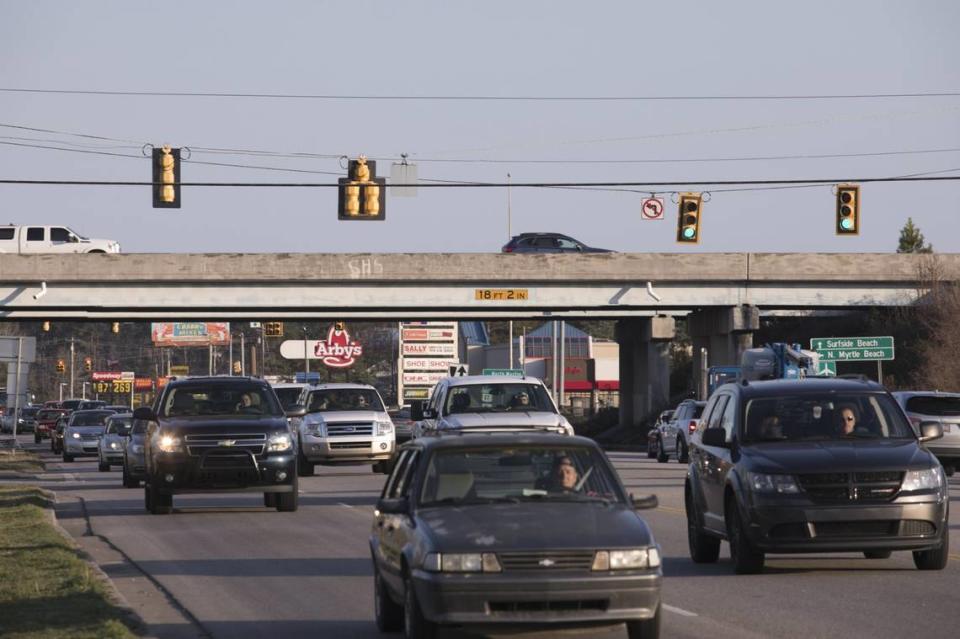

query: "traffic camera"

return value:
[152, 145, 182, 208]
[676, 192, 703, 243]
[836, 184, 860, 235]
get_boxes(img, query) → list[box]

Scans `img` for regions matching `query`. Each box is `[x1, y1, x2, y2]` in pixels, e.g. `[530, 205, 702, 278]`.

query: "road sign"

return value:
[482, 368, 524, 376]
[810, 336, 894, 361]
[641, 197, 665, 220]
[448, 364, 469, 377]
[815, 361, 837, 376]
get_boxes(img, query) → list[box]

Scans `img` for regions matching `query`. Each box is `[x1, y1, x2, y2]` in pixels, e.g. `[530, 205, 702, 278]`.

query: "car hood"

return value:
[442, 412, 564, 430]
[67, 425, 105, 435]
[157, 416, 288, 434]
[741, 439, 934, 474]
[417, 502, 653, 551]
[304, 411, 383, 424]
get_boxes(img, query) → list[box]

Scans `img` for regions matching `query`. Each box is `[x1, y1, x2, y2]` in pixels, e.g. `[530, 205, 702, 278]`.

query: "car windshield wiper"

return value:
[421, 496, 519, 507]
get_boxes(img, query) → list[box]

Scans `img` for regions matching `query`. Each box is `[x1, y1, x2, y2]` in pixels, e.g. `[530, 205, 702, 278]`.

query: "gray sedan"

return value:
[98, 413, 133, 472]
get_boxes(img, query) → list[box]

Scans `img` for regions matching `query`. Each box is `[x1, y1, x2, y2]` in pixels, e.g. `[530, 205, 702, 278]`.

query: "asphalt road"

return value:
[14, 436, 960, 639]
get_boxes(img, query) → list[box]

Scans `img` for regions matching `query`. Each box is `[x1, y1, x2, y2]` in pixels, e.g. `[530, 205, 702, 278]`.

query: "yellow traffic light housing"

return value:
[152, 145, 182, 209]
[42, 321, 51, 332]
[338, 156, 386, 221]
[836, 184, 860, 235]
[264, 322, 284, 337]
[233, 361, 242, 375]
[111, 322, 120, 334]
[56, 359, 66, 373]
[84, 357, 92, 371]
[676, 192, 703, 243]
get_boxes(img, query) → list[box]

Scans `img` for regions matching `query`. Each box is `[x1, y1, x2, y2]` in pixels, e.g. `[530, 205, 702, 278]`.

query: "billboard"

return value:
[151, 323, 231, 347]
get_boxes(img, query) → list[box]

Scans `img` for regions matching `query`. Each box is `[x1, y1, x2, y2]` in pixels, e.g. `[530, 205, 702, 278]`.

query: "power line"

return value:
[2, 87, 960, 101]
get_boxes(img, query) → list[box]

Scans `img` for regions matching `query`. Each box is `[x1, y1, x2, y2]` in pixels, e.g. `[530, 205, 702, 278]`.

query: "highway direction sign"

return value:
[482, 368, 524, 376]
[816, 361, 837, 376]
[810, 336, 894, 361]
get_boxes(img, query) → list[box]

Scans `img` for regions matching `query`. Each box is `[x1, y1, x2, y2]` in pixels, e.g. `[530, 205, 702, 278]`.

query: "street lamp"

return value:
[302, 326, 310, 378]
[82, 381, 90, 400]
[59, 382, 67, 402]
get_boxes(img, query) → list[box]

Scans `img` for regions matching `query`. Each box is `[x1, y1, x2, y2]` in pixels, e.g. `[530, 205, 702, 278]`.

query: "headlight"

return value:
[423, 552, 501, 573]
[71, 432, 81, 439]
[157, 434, 183, 453]
[130, 444, 144, 454]
[902, 467, 944, 492]
[749, 472, 800, 494]
[305, 420, 324, 437]
[376, 420, 393, 436]
[267, 433, 293, 452]
[592, 547, 661, 571]
[109, 441, 119, 450]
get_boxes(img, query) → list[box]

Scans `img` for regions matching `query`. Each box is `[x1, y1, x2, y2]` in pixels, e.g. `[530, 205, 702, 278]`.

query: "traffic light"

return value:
[56, 359, 66, 373]
[676, 192, 703, 243]
[111, 322, 120, 334]
[264, 322, 284, 337]
[152, 145, 182, 208]
[84, 357, 92, 371]
[338, 156, 386, 221]
[233, 361, 242, 375]
[836, 184, 860, 235]
[42, 321, 51, 332]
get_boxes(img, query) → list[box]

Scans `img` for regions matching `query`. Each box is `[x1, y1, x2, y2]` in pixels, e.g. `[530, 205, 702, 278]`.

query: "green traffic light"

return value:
[840, 218, 854, 230]
[683, 227, 697, 239]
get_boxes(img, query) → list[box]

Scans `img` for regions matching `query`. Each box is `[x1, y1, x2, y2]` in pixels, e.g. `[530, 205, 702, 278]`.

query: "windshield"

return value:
[419, 446, 624, 507]
[161, 383, 283, 417]
[61, 400, 82, 411]
[443, 383, 555, 415]
[106, 418, 132, 435]
[905, 395, 960, 417]
[37, 410, 64, 421]
[274, 388, 304, 410]
[306, 388, 384, 412]
[70, 411, 114, 427]
[743, 394, 915, 442]
[78, 401, 106, 410]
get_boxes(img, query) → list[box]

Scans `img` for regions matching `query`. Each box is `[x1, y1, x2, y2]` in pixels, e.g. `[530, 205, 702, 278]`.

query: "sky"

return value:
[1, 0, 959, 254]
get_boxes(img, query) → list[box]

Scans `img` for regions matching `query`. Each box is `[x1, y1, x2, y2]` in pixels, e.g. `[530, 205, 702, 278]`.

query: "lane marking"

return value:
[338, 502, 356, 509]
[663, 603, 698, 617]
[657, 505, 684, 515]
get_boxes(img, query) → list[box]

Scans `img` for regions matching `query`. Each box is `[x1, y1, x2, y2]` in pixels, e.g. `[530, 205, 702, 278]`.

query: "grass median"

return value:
[0, 485, 141, 639]
[0, 447, 45, 475]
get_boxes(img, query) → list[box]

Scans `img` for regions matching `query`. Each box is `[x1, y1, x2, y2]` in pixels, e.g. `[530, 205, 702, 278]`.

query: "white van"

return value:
[0, 225, 121, 253]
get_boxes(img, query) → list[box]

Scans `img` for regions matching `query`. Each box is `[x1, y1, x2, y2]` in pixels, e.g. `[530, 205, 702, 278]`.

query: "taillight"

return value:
[688, 420, 698, 434]
[503, 246, 514, 253]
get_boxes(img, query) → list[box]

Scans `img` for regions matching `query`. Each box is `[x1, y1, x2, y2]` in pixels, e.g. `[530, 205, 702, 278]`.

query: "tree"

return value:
[897, 218, 932, 254]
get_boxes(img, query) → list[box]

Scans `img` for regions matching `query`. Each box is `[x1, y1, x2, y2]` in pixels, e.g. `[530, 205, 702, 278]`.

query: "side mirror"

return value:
[133, 407, 157, 422]
[701, 428, 727, 448]
[285, 405, 308, 418]
[630, 494, 659, 510]
[376, 497, 409, 515]
[68, 233, 79, 243]
[918, 421, 944, 443]
[422, 408, 437, 420]
[410, 401, 424, 422]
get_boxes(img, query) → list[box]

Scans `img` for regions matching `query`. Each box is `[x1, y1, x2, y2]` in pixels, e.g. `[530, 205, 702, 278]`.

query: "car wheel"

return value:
[374, 567, 403, 632]
[147, 480, 172, 515]
[646, 438, 657, 459]
[626, 603, 661, 639]
[677, 437, 689, 463]
[403, 576, 437, 639]
[62, 452, 73, 463]
[656, 438, 668, 464]
[297, 443, 314, 477]
[864, 550, 892, 559]
[913, 528, 949, 571]
[34, 433, 40, 444]
[276, 475, 298, 512]
[943, 465, 955, 477]
[686, 487, 720, 563]
[122, 465, 137, 488]
[264, 493, 277, 508]
[727, 499, 764, 574]
[98, 461, 110, 472]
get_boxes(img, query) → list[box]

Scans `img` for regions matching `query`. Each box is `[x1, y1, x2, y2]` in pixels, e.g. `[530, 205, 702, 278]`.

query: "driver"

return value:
[549, 456, 580, 492]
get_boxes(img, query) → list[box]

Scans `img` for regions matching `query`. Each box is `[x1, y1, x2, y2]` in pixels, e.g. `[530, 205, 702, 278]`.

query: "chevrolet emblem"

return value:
[218, 440, 237, 447]
[538, 558, 555, 567]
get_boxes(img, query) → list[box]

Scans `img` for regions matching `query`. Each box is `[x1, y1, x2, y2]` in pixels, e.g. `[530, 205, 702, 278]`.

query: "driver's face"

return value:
[557, 459, 578, 490]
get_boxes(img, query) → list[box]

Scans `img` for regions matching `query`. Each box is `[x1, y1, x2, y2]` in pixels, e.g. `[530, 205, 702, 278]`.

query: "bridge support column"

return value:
[688, 305, 760, 398]
[616, 316, 676, 429]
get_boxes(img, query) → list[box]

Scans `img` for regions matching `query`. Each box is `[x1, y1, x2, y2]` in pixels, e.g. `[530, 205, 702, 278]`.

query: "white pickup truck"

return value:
[0, 225, 121, 253]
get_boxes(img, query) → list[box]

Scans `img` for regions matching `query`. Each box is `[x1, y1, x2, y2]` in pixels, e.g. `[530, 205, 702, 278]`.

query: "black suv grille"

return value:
[185, 433, 266, 457]
[498, 551, 594, 571]
[798, 471, 903, 503]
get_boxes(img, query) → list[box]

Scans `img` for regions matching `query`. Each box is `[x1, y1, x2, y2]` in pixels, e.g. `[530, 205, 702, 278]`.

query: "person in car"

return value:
[511, 391, 531, 409]
[546, 456, 580, 493]
[838, 405, 859, 435]
[759, 415, 783, 439]
[237, 393, 262, 413]
[450, 393, 471, 414]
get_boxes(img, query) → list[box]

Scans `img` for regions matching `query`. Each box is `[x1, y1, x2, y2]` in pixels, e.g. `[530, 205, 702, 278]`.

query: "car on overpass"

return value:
[501, 232, 612, 254]
[410, 375, 574, 438]
[892, 390, 960, 477]
[370, 433, 661, 638]
[686, 378, 950, 574]
[135, 376, 298, 514]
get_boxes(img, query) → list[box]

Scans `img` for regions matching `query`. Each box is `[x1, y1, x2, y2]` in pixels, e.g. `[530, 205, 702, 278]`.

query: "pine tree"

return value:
[897, 218, 932, 253]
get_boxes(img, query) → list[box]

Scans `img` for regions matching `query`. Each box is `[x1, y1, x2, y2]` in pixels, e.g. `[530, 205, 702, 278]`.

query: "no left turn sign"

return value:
[641, 197, 665, 220]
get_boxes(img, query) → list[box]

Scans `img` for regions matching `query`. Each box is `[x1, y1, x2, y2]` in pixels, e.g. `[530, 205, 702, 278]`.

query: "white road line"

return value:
[338, 502, 355, 509]
[663, 603, 698, 617]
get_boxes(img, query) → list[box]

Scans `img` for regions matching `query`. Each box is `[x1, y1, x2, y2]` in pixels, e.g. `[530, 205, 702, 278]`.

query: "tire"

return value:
[686, 487, 721, 563]
[34, 433, 40, 444]
[297, 445, 314, 476]
[727, 499, 764, 574]
[626, 603, 661, 639]
[98, 461, 110, 472]
[403, 576, 437, 639]
[374, 567, 403, 632]
[913, 528, 949, 571]
[264, 493, 277, 508]
[87, 249, 106, 254]
[647, 437, 658, 459]
[864, 550, 892, 559]
[147, 480, 172, 515]
[122, 465, 138, 488]
[677, 437, 689, 463]
[276, 475, 298, 512]
[62, 452, 73, 463]
[656, 438, 668, 464]
[944, 465, 955, 477]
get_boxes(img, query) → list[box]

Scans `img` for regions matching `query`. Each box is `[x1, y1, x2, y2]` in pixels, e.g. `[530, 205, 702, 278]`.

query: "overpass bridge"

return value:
[0, 252, 950, 320]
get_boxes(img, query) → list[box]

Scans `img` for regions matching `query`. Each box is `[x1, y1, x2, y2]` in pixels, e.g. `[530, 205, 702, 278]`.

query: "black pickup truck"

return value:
[134, 376, 298, 515]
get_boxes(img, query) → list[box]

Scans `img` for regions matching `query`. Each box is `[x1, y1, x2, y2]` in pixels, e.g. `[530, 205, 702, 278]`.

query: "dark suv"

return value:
[685, 378, 949, 574]
[501, 232, 612, 254]
[134, 377, 297, 515]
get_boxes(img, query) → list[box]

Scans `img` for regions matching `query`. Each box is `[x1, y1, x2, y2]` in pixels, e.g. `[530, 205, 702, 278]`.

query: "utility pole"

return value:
[559, 321, 566, 410]
[69, 337, 75, 399]
[507, 173, 512, 240]
[302, 326, 310, 377]
[240, 332, 246, 376]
